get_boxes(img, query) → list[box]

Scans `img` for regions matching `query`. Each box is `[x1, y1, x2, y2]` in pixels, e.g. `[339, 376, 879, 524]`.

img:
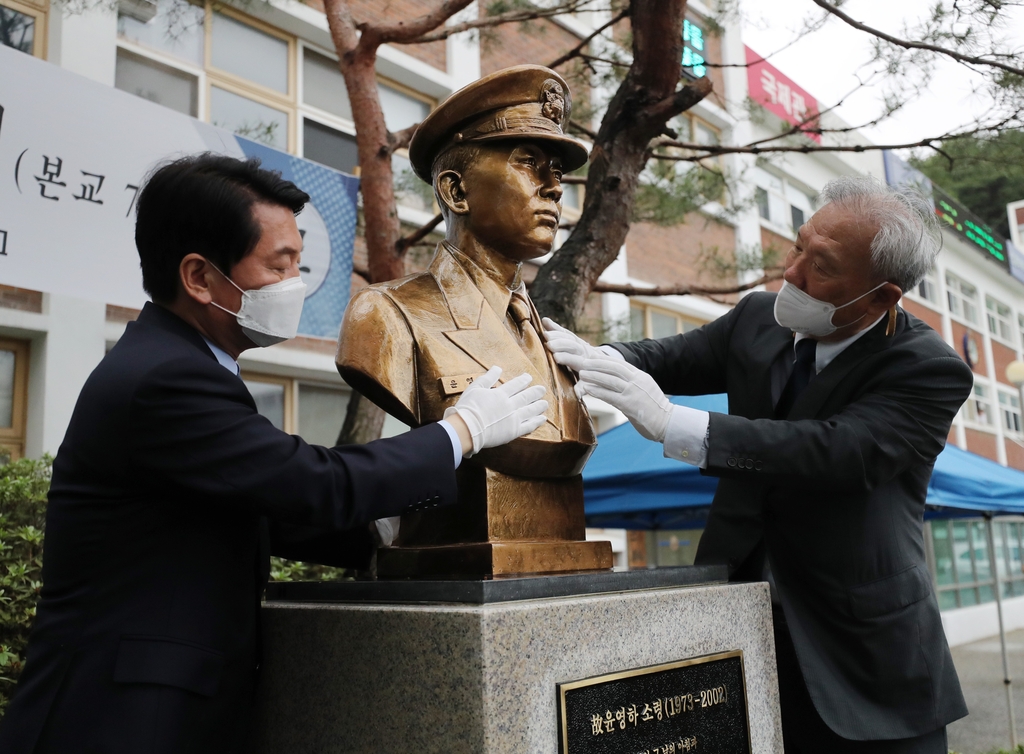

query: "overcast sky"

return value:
[739, 0, 1024, 152]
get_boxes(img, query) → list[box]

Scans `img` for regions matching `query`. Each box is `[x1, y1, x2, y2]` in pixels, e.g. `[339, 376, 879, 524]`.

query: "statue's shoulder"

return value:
[351, 270, 444, 314]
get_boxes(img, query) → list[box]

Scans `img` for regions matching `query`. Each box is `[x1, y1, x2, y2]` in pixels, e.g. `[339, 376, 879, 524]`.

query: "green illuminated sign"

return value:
[934, 189, 1007, 268]
[682, 19, 706, 79]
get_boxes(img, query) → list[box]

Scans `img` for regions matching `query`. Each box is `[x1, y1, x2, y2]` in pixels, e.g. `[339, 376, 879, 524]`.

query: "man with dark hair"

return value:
[0, 153, 547, 753]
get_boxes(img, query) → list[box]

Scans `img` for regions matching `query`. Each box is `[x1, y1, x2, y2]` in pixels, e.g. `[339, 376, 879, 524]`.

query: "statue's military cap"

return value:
[408, 65, 589, 183]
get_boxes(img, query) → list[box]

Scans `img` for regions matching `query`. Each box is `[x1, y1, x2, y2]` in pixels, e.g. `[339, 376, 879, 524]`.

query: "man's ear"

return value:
[877, 282, 903, 310]
[435, 170, 470, 216]
[179, 253, 216, 305]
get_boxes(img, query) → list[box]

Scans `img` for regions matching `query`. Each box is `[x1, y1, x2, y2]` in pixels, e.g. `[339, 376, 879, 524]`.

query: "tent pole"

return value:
[986, 513, 1017, 748]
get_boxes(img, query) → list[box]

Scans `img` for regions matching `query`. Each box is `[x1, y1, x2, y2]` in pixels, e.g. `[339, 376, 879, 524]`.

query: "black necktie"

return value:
[775, 339, 816, 418]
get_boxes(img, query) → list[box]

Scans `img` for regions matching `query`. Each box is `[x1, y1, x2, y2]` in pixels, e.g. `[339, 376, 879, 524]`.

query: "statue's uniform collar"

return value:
[441, 241, 524, 320]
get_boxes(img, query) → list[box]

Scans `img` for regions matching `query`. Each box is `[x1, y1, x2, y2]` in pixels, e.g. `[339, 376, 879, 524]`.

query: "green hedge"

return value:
[0, 455, 51, 716]
[0, 454, 350, 716]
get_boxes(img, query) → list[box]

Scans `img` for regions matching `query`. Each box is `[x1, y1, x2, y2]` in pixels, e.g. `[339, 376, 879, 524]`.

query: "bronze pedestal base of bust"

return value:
[377, 466, 614, 578]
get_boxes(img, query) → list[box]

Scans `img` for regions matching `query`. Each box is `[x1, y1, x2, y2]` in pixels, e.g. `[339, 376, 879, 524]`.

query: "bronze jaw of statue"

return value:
[337, 65, 612, 577]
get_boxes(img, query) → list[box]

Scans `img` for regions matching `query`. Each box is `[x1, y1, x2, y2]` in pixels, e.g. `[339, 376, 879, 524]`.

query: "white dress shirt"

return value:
[640, 314, 886, 468]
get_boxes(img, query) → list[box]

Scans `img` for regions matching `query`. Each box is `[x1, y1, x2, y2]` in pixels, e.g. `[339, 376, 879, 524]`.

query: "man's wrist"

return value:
[442, 413, 473, 457]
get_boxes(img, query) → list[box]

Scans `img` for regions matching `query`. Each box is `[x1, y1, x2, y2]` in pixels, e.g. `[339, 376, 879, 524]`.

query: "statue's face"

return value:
[461, 141, 564, 262]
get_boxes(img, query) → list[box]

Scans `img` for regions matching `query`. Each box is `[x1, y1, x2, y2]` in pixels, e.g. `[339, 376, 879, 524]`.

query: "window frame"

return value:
[986, 294, 1015, 345]
[1000, 389, 1022, 436]
[944, 271, 980, 326]
[630, 303, 704, 340]
[964, 381, 995, 429]
[0, 337, 30, 460]
[1, 0, 48, 58]
[906, 266, 940, 310]
[240, 371, 295, 434]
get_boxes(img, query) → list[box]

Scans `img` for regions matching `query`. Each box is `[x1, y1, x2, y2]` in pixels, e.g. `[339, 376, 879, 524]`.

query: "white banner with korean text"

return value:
[0, 45, 359, 338]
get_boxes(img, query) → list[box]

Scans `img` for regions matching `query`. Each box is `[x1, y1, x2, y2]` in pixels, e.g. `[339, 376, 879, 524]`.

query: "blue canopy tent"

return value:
[582, 393, 1024, 527]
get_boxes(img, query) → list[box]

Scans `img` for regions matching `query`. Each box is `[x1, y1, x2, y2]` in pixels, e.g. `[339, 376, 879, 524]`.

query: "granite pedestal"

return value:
[253, 568, 783, 753]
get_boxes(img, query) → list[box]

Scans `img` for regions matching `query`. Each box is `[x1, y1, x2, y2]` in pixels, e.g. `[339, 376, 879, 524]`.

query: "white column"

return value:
[27, 294, 107, 457]
[51, 4, 118, 86]
[445, 2, 480, 90]
[719, 10, 762, 290]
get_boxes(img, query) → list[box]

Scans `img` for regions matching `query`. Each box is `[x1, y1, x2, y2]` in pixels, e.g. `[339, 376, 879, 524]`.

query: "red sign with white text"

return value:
[745, 46, 821, 143]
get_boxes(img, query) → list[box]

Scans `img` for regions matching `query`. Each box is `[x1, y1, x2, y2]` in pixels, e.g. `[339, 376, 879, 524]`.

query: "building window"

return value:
[945, 272, 979, 324]
[1, 0, 47, 58]
[911, 267, 939, 305]
[751, 165, 813, 235]
[986, 295, 1014, 343]
[754, 187, 769, 220]
[0, 338, 29, 460]
[239, 374, 407, 445]
[966, 382, 994, 427]
[1000, 390, 1021, 435]
[630, 304, 703, 340]
[114, 0, 436, 184]
[790, 205, 805, 232]
[115, 47, 199, 116]
[931, 518, 1024, 609]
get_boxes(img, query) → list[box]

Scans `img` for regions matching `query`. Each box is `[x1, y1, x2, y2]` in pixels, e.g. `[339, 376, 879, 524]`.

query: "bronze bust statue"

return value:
[337, 65, 612, 577]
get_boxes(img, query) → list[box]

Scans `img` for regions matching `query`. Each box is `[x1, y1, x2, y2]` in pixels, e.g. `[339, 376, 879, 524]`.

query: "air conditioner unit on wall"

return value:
[118, 0, 158, 23]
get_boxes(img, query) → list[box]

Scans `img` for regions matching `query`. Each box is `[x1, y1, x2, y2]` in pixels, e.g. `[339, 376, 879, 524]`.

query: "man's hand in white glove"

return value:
[444, 366, 548, 456]
[541, 318, 617, 372]
[575, 358, 674, 443]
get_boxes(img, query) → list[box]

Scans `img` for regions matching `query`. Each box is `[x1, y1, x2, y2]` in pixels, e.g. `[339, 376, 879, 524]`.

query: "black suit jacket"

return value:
[614, 292, 971, 741]
[0, 303, 457, 754]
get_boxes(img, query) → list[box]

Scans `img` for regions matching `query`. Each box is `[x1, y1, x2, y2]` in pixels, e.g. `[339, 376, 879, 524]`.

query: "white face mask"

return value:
[208, 265, 308, 347]
[773, 280, 886, 338]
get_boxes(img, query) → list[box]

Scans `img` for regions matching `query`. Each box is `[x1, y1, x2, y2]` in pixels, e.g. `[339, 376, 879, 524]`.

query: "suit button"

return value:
[727, 458, 737, 467]
[754, 461, 763, 471]
[745, 459, 754, 470]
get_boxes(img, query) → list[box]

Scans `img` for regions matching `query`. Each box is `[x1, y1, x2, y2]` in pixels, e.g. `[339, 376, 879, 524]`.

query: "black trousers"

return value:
[773, 610, 948, 754]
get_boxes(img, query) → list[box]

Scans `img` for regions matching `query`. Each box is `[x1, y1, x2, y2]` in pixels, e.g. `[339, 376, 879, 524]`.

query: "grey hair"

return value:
[817, 175, 941, 293]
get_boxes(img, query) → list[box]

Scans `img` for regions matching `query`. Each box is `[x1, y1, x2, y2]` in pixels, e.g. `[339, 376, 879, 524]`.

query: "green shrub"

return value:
[0, 454, 51, 716]
[0, 453, 349, 715]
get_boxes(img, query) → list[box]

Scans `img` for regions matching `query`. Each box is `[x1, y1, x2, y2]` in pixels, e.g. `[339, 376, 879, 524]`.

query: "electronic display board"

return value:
[932, 186, 1009, 271]
[682, 19, 707, 79]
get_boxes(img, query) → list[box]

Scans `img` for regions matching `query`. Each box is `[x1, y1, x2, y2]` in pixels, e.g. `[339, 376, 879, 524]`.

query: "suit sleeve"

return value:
[267, 520, 374, 569]
[127, 355, 457, 531]
[705, 354, 972, 493]
[610, 293, 754, 396]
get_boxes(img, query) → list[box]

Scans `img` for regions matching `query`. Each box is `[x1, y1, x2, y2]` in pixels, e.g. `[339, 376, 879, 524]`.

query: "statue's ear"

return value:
[436, 170, 470, 216]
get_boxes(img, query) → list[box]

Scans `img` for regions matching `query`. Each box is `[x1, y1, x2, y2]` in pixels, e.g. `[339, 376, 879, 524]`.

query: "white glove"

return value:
[575, 358, 674, 442]
[444, 366, 548, 455]
[541, 318, 616, 372]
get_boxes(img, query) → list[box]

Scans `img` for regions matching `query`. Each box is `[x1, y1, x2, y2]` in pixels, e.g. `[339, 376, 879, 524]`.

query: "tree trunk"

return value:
[336, 391, 387, 446]
[530, 0, 711, 326]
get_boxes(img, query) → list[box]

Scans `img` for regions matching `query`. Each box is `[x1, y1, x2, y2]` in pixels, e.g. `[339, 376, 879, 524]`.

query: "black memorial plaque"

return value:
[557, 650, 750, 754]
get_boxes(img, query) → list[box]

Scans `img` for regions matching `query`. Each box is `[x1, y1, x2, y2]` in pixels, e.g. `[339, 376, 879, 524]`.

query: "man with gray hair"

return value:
[545, 176, 972, 752]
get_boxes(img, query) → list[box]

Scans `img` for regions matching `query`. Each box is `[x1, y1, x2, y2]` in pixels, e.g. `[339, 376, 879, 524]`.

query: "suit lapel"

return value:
[432, 251, 560, 432]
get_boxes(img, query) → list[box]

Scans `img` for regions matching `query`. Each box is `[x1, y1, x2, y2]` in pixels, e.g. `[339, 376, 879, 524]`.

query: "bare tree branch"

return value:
[547, 7, 629, 69]
[359, 0, 475, 46]
[591, 271, 784, 297]
[810, 0, 1024, 78]
[396, 212, 444, 255]
[407, 0, 592, 45]
[569, 118, 598, 140]
[353, 264, 371, 282]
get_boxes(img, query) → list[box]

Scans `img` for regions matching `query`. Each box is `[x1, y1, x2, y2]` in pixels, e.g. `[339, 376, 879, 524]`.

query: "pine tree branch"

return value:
[810, 0, 1024, 78]
[591, 271, 783, 297]
[396, 212, 444, 255]
[360, 0, 475, 46]
[547, 7, 629, 69]
[406, 0, 592, 45]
